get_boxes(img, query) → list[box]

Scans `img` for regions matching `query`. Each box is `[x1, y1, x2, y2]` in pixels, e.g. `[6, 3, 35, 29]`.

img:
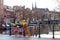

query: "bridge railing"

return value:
[8, 20, 60, 38]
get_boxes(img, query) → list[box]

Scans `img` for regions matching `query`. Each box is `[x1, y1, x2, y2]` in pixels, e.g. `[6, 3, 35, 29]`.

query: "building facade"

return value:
[0, 0, 4, 23]
[4, 5, 14, 23]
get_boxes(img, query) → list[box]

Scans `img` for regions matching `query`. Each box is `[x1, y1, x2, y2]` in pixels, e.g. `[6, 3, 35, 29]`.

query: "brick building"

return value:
[0, 0, 4, 23]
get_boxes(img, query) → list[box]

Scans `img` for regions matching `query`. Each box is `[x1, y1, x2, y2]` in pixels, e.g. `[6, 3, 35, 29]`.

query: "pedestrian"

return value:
[2, 24, 7, 34]
[0, 24, 2, 34]
[19, 25, 23, 36]
[32, 26, 37, 37]
[11, 25, 20, 36]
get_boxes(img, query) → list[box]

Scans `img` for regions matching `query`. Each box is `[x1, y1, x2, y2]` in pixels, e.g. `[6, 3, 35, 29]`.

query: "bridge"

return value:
[0, 20, 60, 39]
[28, 20, 60, 39]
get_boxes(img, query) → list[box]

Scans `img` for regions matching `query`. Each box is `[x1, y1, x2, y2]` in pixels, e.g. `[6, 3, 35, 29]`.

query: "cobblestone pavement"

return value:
[0, 35, 60, 40]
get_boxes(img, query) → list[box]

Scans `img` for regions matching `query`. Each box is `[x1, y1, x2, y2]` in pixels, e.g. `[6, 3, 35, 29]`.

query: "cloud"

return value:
[4, 0, 56, 10]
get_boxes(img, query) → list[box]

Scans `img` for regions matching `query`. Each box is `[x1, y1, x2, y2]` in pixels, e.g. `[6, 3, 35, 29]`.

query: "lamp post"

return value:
[39, 22, 41, 38]
[53, 15, 55, 39]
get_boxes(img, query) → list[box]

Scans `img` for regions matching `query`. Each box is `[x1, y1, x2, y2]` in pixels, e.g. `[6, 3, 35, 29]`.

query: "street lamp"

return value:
[53, 15, 55, 39]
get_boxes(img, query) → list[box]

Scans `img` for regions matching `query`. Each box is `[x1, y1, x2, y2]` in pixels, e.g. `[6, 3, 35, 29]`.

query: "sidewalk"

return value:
[31, 34, 60, 38]
[31, 31, 60, 38]
[0, 31, 60, 40]
[0, 35, 60, 40]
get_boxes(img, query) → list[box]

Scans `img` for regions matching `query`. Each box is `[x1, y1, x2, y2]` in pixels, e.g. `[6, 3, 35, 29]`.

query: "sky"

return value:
[4, 0, 58, 10]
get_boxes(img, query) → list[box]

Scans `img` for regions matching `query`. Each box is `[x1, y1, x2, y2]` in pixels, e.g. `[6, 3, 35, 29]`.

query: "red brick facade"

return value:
[0, 0, 4, 22]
